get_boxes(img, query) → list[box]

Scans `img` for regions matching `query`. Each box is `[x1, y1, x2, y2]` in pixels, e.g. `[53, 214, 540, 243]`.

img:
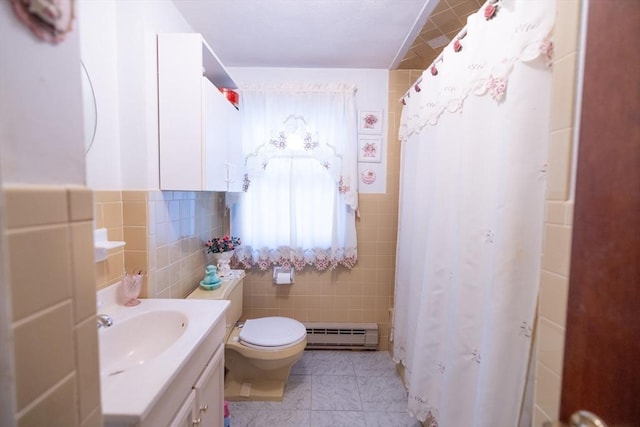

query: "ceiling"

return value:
[172, 0, 482, 71]
[399, 0, 484, 69]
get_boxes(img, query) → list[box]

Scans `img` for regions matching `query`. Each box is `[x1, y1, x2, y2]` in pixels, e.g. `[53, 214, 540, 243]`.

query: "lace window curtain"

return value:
[231, 83, 358, 271]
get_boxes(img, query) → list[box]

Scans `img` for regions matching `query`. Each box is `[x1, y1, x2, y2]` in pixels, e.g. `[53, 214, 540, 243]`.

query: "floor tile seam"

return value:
[353, 367, 366, 412]
[239, 408, 310, 413]
[310, 373, 357, 377]
[354, 372, 397, 377]
[309, 363, 357, 370]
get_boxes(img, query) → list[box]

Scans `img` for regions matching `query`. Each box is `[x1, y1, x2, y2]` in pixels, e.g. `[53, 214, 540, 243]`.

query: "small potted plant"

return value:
[205, 235, 241, 276]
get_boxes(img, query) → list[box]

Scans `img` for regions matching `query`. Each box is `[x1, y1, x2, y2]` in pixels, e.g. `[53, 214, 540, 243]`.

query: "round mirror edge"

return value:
[81, 59, 98, 156]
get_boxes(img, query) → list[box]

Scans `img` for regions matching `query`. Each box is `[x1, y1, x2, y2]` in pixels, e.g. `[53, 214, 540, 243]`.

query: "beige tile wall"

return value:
[94, 190, 151, 294]
[94, 190, 125, 290]
[532, 1, 582, 425]
[122, 191, 149, 297]
[4, 185, 102, 427]
[146, 190, 226, 299]
[94, 190, 226, 300]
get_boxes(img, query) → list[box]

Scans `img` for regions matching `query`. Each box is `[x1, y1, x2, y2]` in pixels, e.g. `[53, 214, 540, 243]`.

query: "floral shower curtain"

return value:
[393, 1, 555, 425]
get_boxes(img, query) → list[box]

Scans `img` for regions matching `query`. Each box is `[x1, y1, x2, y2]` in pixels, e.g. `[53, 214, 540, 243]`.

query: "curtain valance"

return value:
[399, 0, 555, 141]
[240, 82, 359, 210]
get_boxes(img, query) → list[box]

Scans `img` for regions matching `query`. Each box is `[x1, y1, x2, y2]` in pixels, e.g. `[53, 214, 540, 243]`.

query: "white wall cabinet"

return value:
[202, 78, 243, 192]
[158, 33, 242, 191]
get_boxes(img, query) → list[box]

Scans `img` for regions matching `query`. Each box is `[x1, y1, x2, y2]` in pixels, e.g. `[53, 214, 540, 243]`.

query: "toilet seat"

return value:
[239, 317, 307, 349]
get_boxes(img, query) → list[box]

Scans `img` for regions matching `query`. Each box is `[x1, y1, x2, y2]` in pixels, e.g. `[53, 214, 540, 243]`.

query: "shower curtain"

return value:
[393, 1, 555, 426]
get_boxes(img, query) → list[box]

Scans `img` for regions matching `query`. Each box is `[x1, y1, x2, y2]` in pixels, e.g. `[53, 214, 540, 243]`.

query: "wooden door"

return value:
[560, 0, 640, 425]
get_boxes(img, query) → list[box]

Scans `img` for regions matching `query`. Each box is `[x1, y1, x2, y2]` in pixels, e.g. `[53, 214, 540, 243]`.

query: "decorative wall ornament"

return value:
[357, 110, 383, 134]
[360, 169, 376, 185]
[10, 0, 74, 44]
[357, 135, 382, 163]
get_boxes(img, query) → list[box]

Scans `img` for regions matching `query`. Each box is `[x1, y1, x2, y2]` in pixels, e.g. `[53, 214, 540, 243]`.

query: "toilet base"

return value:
[224, 378, 285, 401]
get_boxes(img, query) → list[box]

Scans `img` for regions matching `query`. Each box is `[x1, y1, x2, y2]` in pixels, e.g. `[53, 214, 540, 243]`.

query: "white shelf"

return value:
[94, 228, 125, 262]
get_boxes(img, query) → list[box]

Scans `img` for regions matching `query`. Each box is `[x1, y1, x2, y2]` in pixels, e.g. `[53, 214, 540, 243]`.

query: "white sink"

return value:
[97, 285, 229, 425]
[99, 310, 188, 377]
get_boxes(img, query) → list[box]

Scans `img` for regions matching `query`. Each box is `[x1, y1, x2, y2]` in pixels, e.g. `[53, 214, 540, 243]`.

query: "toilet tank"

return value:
[186, 270, 245, 339]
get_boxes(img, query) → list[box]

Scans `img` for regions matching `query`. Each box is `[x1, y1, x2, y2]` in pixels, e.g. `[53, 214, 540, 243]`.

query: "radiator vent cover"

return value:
[303, 322, 378, 350]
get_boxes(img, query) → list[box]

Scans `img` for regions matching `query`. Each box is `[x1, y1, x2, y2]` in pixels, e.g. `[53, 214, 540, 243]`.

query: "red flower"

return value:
[205, 236, 241, 253]
[484, 4, 497, 20]
[430, 65, 438, 76]
[363, 113, 378, 129]
[453, 40, 462, 52]
[414, 83, 421, 92]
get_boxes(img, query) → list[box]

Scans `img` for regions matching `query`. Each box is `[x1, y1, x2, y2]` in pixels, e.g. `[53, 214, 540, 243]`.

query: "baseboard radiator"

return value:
[303, 322, 378, 350]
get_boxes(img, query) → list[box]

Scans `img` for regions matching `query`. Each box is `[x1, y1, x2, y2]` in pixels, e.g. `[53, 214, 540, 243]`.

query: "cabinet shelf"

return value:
[201, 37, 237, 90]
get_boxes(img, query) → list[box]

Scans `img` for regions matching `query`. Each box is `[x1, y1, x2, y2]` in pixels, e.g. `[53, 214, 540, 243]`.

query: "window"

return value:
[231, 83, 358, 271]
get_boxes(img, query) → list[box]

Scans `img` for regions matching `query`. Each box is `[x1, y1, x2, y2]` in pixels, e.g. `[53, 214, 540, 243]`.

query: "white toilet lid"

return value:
[239, 317, 307, 347]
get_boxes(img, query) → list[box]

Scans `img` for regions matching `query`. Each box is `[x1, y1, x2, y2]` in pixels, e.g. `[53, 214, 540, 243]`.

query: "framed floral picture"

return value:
[358, 135, 382, 163]
[358, 110, 383, 135]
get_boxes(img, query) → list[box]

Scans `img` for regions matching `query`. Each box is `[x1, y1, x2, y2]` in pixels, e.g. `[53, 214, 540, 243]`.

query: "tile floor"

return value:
[227, 350, 422, 427]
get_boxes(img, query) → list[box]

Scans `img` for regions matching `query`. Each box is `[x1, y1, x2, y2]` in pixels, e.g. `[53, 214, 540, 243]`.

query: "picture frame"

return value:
[357, 135, 382, 163]
[358, 110, 383, 135]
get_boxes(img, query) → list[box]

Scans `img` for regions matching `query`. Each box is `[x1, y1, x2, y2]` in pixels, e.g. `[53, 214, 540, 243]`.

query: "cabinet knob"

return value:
[200, 404, 209, 413]
[192, 417, 201, 426]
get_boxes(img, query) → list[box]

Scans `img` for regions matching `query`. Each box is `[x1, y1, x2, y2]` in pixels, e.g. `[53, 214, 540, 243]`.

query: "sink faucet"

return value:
[97, 314, 114, 328]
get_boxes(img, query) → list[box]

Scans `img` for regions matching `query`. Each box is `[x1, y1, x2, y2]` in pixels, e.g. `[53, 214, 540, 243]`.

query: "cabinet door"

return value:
[158, 34, 203, 191]
[193, 344, 225, 427]
[202, 77, 229, 192]
[226, 104, 243, 193]
[169, 389, 199, 427]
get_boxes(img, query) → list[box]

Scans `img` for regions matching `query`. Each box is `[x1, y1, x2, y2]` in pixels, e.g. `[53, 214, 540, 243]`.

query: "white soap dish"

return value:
[94, 228, 125, 262]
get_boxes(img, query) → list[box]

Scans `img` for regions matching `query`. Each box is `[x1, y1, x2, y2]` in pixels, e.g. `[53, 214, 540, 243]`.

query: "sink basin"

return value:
[99, 310, 188, 377]
[96, 284, 229, 425]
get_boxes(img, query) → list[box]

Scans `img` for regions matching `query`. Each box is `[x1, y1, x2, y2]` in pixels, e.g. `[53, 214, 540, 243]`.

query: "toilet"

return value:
[187, 270, 307, 401]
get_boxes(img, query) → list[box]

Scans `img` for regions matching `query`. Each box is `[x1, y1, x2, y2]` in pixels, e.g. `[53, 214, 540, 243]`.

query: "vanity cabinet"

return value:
[98, 291, 230, 427]
[169, 344, 225, 427]
[169, 390, 198, 427]
[158, 33, 243, 192]
[193, 343, 225, 426]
